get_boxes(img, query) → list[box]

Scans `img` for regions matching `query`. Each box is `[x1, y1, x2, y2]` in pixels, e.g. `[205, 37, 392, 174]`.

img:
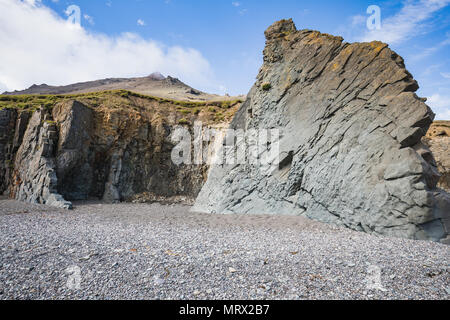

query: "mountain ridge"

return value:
[3, 73, 245, 102]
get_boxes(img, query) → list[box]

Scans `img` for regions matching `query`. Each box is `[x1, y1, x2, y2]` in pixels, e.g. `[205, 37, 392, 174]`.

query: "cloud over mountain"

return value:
[0, 0, 214, 92]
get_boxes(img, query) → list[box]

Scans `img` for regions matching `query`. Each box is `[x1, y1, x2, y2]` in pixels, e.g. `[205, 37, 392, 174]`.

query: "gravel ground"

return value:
[0, 199, 448, 300]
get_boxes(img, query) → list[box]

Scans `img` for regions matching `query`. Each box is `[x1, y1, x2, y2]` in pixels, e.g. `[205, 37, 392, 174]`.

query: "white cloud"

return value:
[0, 82, 7, 94]
[351, 14, 366, 27]
[410, 34, 450, 60]
[437, 109, 450, 119]
[360, 0, 450, 45]
[428, 93, 450, 108]
[0, 0, 214, 93]
[232, 1, 247, 15]
[441, 72, 450, 79]
[137, 19, 145, 26]
[428, 93, 450, 120]
[83, 14, 94, 25]
[218, 85, 227, 95]
[421, 64, 442, 76]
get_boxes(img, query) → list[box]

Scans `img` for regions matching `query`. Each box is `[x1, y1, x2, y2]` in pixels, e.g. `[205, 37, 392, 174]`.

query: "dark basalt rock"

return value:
[2, 99, 213, 208]
[194, 19, 450, 243]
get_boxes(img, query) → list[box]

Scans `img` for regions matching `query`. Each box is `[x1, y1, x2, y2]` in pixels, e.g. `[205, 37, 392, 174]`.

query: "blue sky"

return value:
[0, 0, 449, 119]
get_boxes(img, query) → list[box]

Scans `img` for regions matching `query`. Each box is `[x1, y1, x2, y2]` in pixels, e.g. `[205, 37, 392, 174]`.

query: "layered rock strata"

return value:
[0, 93, 238, 208]
[194, 19, 450, 243]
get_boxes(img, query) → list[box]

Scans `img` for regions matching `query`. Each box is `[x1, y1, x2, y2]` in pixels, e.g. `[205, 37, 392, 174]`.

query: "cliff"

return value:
[0, 90, 241, 207]
[194, 19, 450, 243]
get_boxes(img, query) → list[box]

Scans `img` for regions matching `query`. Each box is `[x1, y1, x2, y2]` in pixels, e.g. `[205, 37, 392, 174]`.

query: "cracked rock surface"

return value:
[0, 96, 226, 208]
[424, 121, 450, 193]
[194, 19, 450, 242]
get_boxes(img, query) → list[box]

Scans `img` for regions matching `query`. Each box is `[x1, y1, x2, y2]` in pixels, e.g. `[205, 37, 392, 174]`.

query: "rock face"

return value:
[424, 121, 450, 192]
[1, 91, 239, 208]
[0, 108, 18, 194]
[194, 19, 450, 242]
[11, 108, 72, 209]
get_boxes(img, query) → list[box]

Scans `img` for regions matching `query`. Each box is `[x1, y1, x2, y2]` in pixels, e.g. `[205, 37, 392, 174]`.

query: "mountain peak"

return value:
[147, 72, 165, 81]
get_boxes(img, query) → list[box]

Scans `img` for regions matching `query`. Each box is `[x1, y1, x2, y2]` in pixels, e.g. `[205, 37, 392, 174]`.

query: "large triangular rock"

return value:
[193, 19, 450, 243]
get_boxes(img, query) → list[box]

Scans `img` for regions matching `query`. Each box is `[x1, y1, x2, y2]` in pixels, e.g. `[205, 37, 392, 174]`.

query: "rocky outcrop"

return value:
[194, 19, 450, 242]
[424, 121, 450, 192]
[11, 108, 72, 209]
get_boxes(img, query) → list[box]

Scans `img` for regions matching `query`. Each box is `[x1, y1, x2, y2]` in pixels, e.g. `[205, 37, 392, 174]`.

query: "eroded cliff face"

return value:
[11, 108, 72, 208]
[424, 121, 450, 192]
[194, 19, 450, 243]
[0, 91, 240, 207]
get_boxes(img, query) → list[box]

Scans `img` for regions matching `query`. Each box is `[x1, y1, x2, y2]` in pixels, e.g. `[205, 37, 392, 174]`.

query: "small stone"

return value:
[229, 267, 237, 273]
[153, 276, 164, 285]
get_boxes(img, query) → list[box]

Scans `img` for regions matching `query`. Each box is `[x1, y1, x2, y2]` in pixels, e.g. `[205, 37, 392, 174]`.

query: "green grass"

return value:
[262, 83, 272, 91]
[0, 90, 243, 111]
[0, 92, 104, 112]
[0, 90, 243, 125]
[178, 118, 190, 125]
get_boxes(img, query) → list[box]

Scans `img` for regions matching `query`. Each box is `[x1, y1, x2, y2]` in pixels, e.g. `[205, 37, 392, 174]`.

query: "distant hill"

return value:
[2, 72, 244, 102]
